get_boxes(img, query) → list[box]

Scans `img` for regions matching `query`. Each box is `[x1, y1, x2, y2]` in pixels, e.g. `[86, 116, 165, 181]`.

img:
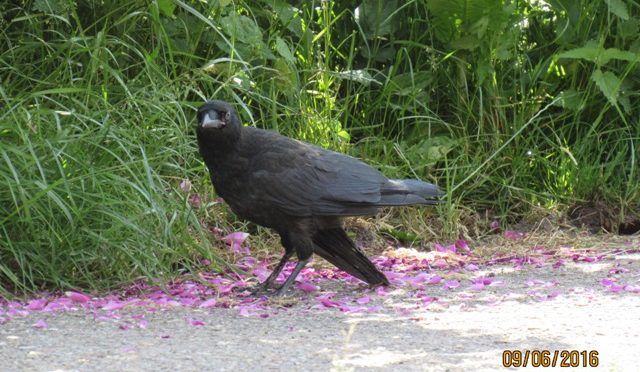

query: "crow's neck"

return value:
[197, 133, 240, 172]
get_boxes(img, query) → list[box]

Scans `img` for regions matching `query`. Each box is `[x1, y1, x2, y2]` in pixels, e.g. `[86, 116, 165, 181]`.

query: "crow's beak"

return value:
[200, 110, 226, 129]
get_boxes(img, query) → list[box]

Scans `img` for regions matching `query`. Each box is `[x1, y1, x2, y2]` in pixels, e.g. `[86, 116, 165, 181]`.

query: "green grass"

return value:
[0, 0, 638, 294]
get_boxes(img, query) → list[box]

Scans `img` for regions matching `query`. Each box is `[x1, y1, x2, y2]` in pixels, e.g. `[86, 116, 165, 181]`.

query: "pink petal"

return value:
[102, 300, 126, 311]
[189, 194, 202, 208]
[427, 275, 443, 285]
[443, 280, 460, 289]
[138, 319, 149, 329]
[433, 243, 447, 252]
[355, 295, 371, 305]
[376, 286, 390, 296]
[188, 318, 205, 326]
[296, 282, 319, 293]
[222, 232, 250, 246]
[199, 298, 218, 308]
[26, 298, 48, 311]
[609, 267, 630, 274]
[222, 231, 249, 254]
[504, 230, 524, 241]
[65, 291, 90, 303]
[421, 296, 436, 305]
[455, 240, 470, 252]
[608, 284, 625, 293]
[464, 263, 479, 271]
[179, 179, 192, 192]
[490, 220, 500, 230]
[599, 278, 615, 286]
[32, 320, 48, 329]
[432, 259, 449, 268]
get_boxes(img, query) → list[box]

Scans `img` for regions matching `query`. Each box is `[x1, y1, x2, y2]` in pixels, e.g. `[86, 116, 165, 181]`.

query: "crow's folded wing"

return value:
[250, 140, 387, 217]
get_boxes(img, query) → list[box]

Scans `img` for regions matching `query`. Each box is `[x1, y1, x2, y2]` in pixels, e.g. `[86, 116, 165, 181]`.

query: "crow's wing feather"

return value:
[248, 132, 387, 217]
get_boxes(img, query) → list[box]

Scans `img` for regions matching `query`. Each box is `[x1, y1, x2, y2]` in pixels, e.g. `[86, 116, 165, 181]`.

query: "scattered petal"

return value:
[32, 320, 48, 329]
[504, 230, 525, 241]
[65, 291, 90, 303]
[222, 232, 250, 254]
[179, 179, 192, 192]
[464, 263, 479, 271]
[355, 295, 370, 305]
[443, 280, 460, 289]
[199, 298, 218, 308]
[188, 318, 205, 326]
[296, 282, 319, 293]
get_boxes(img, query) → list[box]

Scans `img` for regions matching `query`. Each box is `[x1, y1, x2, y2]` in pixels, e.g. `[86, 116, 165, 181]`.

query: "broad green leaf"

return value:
[556, 45, 600, 61]
[387, 71, 434, 96]
[33, 0, 72, 15]
[600, 48, 638, 64]
[591, 69, 621, 105]
[605, 0, 629, 20]
[336, 70, 376, 86]
[449, 35, 481, 50]
[557, 44, 639, 65]
[157, 0, 175, 17]
[619, 19, 639, 38]
[220, 14, 263, 45]
[355, 0, 399, 39]
[274, 37, 295, 63]
[555, 89, 584, 111]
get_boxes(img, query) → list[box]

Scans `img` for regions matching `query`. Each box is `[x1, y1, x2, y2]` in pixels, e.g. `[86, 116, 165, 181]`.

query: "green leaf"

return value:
[220, 14, 263, 45]
[355, 0, 399, 39]
[556, 44, 600, 62]
[557, 43, 639, 65]
[555, 89, 584, 111]
[387, 71, 434, 96]
[449, 35, 481, 50]
[591, 69, 621, 105]
[274, 37, 295, 63]
[336, 70, 376, 86]
[605, 0, 629, 20]
[157, 0, 175, 17]
[600, 48, 638, 64]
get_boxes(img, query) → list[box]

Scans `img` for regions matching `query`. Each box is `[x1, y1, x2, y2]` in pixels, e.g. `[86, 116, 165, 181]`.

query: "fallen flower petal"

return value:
[65, 291, 90, 303]
[443, 280, 460, 289]
[188, 318, 205, 326]
[179, 179, 192, 192]
[26, 299, 48, 311]
[464, 263, 479, 271]
[355, 295, 370, 305]
[296, 282, 319, 293]
[32, 320, 48, 329]
[199, 298, 218, 308]
[504, 230, 525, 241]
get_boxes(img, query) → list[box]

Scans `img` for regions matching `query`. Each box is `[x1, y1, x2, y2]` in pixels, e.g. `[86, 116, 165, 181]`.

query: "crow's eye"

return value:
[225, 111, 230, 120]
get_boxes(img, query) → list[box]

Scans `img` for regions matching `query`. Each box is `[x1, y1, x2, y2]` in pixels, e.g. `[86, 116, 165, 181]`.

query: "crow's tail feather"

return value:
[312, 228, 389, 286]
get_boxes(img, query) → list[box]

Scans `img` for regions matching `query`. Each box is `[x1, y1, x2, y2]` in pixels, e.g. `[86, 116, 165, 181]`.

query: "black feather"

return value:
[312, 228, 389, 286]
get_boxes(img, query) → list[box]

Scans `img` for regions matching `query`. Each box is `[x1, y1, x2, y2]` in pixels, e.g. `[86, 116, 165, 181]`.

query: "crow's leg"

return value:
[273, 258, 310, 296]
[273, 229, 314, 296]
[250, 249, 293, 294]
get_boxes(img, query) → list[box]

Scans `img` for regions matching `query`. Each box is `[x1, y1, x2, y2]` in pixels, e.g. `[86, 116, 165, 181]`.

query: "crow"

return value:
[196, 100, 444, 295]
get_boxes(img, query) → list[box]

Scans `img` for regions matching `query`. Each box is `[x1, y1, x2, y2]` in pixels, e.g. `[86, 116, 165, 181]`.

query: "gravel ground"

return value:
[1, 253, 639, 371]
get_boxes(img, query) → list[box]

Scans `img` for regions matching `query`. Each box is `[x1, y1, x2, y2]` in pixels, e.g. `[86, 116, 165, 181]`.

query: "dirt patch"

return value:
[568, 200, 640, 234]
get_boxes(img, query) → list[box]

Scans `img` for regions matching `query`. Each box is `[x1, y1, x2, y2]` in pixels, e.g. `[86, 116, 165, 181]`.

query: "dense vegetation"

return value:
[1, 0, 638, 294]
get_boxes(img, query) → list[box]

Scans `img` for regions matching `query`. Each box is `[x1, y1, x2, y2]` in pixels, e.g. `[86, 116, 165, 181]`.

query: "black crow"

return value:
[196, 100, 445, 295]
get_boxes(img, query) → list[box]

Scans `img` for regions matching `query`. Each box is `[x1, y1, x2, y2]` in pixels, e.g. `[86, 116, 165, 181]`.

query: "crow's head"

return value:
[196, 100, 242, 145]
